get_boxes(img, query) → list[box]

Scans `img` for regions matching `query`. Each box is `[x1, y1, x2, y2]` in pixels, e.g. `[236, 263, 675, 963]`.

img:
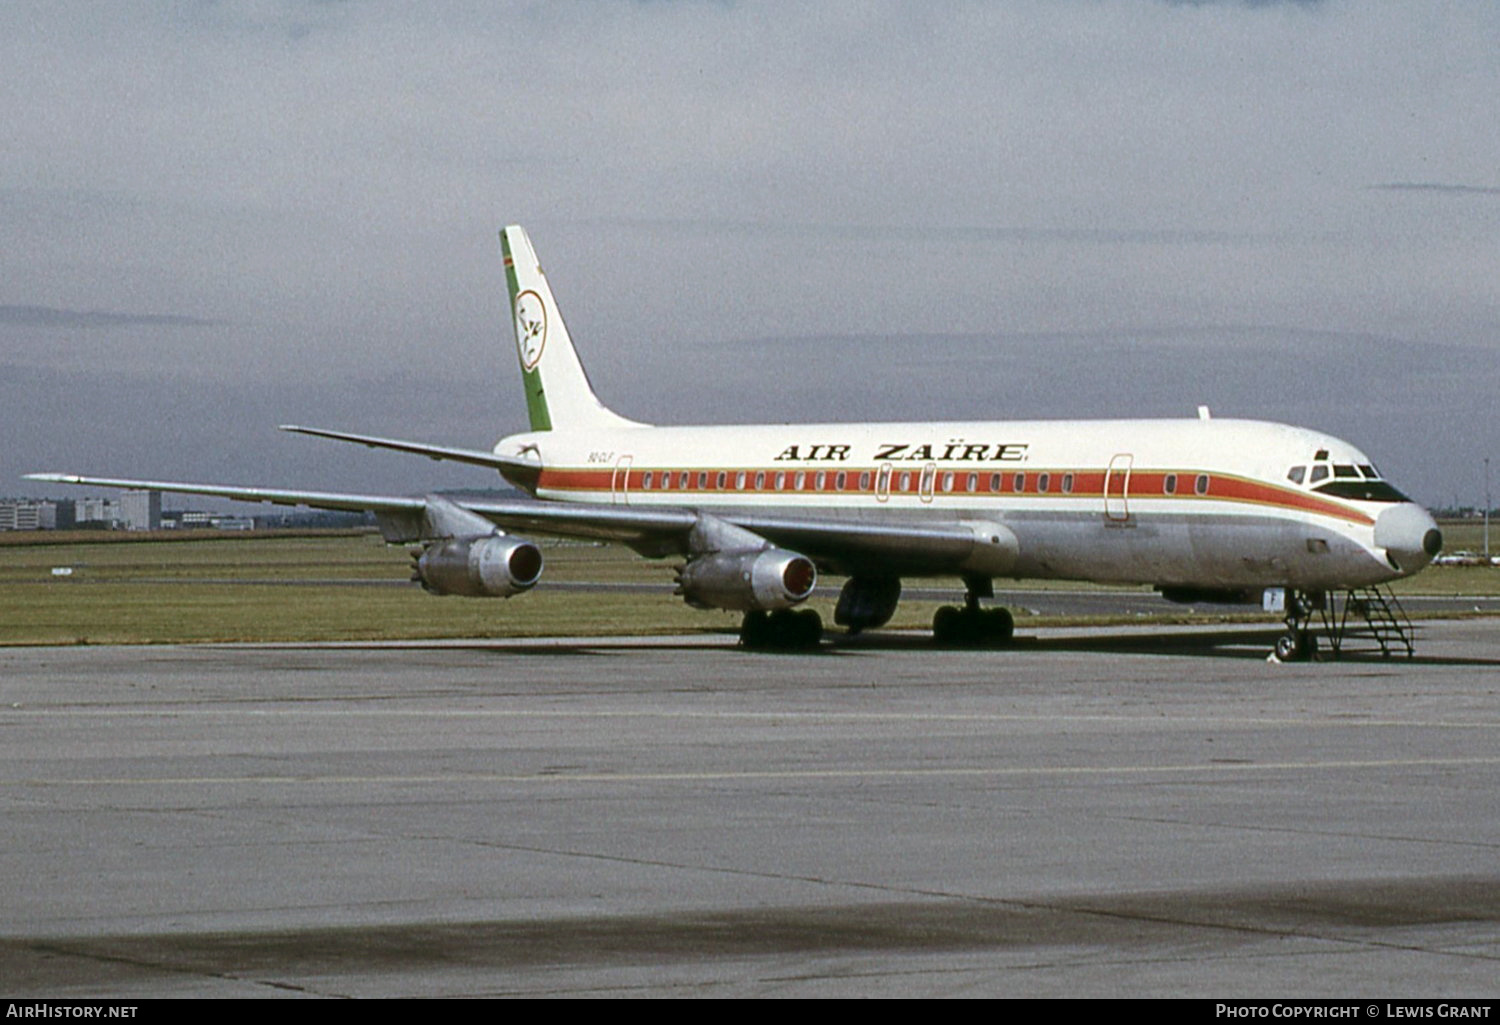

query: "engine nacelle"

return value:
[676, 548, 816, 611]
[414, 535, 543, 597]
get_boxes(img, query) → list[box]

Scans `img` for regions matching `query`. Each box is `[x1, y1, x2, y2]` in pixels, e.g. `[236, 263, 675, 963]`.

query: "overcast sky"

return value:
[3, 0, 1497, 507]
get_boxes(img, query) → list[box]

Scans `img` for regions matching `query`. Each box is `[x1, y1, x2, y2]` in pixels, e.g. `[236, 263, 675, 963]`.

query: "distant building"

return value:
[0, 498, 57, 531]
[75, 496, 119, 526]
[119, 490, 162, 531]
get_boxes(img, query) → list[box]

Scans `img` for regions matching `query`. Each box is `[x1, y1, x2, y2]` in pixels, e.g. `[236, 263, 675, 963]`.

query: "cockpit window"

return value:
[1312, 480, 1411, 503]
[1309, 465, 1330, 484]
[1359, 464, 1378, 479]
[1287, 465, 1306, 485]
[1333, 464, 1359, 478]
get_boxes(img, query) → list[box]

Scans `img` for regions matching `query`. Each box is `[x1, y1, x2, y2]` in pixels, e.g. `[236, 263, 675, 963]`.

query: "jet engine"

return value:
[413, 535, 544, 597]
[675, 548, 816, 611]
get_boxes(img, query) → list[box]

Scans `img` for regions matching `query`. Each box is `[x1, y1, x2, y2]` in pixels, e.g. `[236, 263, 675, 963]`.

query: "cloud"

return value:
[1368, 183, 1500, 197]
[0, 305, 221, 328]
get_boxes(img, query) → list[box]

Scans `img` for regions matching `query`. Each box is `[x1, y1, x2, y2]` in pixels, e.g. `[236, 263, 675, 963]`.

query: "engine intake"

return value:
[414, 535, 544, 597]
[676, 548, 816, 611]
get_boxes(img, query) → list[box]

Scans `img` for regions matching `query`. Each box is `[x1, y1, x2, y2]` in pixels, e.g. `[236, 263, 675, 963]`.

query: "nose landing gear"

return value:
[1272, 590, 1323, 662]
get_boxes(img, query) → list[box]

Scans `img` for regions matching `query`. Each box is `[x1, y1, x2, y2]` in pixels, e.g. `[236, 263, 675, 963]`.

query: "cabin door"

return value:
[1104, 453, 1133, 522]
[611, 455, 633, 505]
[918, 462, 937, 504]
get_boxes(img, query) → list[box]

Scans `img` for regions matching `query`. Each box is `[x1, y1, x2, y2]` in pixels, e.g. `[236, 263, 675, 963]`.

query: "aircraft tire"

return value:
[933, 606, 963, 645]
[739, 610, 771, 648]
[1274, 631, 1317, 662]
[934, 605, 1014, 647]
[984, 607, 1014, 645]
[795, 608, 823, 649]
[743, 608, 822, 650]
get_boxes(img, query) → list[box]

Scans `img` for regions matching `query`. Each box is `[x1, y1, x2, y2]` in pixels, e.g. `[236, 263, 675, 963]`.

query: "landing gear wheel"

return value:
[1274, 631, 1317, 662]
[985, 607, 1014, 644]
[933, 605, 964, 645]
[740, 608, 822, 650]
[932, 604, 1014, 647]
[739, 610, 770, 648]
[796, 608, 823, 648]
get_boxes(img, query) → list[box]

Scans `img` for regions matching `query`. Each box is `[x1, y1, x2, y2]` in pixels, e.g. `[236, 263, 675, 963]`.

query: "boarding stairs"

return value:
[1319, 585, 1415, 659]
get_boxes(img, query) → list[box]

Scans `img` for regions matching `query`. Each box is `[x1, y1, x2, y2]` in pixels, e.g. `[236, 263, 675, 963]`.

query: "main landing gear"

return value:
[932, 577, 1015, 647]
[739, 608, 823, 651]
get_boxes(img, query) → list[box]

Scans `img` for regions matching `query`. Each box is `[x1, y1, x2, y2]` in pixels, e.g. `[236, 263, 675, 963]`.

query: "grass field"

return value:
[2, 523, 1496, 645]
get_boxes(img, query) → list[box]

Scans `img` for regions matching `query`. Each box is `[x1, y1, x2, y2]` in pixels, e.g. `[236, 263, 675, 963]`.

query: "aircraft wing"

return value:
[25, 472, 694, 543]
[25, 473, 427, 516]
[24, 473, 996, 572]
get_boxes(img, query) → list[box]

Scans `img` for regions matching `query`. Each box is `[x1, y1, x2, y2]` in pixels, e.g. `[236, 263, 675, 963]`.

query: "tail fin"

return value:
[501, 225, 642, 432]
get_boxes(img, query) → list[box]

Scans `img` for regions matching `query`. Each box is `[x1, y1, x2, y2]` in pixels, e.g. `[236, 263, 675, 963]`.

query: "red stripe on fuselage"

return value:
[534, 464, 1377, 526]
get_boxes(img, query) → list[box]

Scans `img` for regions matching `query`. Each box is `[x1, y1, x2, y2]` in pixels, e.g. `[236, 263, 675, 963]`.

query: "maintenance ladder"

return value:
[1319, 585, 1415, 659]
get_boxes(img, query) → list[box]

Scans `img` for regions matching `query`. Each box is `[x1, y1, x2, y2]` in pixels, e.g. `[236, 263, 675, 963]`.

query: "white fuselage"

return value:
[497, 416, 1438, 591]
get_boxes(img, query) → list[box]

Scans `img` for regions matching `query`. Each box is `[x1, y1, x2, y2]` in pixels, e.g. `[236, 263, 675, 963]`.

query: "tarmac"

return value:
[2, 619, 1499, 997]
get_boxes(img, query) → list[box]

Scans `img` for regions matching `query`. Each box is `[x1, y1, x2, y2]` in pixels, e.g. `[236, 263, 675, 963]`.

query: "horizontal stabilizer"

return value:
[279, 424, 535, 473]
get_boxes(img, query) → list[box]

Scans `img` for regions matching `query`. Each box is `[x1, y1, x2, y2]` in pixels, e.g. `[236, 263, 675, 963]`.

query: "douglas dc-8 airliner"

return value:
[30, 226, 1442, 658]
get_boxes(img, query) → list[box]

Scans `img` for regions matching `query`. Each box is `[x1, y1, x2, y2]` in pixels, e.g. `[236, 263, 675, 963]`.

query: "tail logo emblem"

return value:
[515, 290, 547, 370]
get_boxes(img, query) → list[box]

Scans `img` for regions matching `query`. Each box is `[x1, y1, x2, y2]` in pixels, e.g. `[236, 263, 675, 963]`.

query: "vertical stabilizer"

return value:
[501, 225, 642, 432]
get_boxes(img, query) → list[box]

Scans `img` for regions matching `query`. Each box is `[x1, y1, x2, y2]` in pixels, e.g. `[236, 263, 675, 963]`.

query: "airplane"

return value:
[29, 225, 1443, 659]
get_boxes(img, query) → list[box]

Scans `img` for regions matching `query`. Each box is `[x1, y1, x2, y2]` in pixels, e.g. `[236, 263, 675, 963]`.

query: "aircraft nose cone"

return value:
[1374, 504, 1442, 573]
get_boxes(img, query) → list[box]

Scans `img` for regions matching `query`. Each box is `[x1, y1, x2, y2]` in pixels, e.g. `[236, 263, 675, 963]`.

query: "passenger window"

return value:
[1310, 465, 1329, 484]
[941, 472, 954, 492]
[1195, 474, 1210, 495]
[716, 471, 726, 489]
[697, 472, 708, 489]
[774, 471, 785, 490]
[815, 471, 827, 490]
[1061, 473, 1074, 494]
[1287, 466, 1306, 485]
[989, 473, 1001, 492]
[1038, 473, 1050, 493]
[735, 471, 746, 490]
[794, 471, 806, 489]
[754, 471, 765, 490]
[898, 473, 911, 492]
[642, 472, 653, 489]
[835, 471, 847, 490]
[967, 473, 978, 493]
[1013, 472, 1025, 492]
[1164, 473, 1178, 495]
[859, 471, 871, 490]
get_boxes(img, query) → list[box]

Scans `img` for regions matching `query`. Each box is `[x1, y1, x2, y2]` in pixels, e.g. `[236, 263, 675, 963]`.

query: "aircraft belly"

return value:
[1006, 511, 1391, 589]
